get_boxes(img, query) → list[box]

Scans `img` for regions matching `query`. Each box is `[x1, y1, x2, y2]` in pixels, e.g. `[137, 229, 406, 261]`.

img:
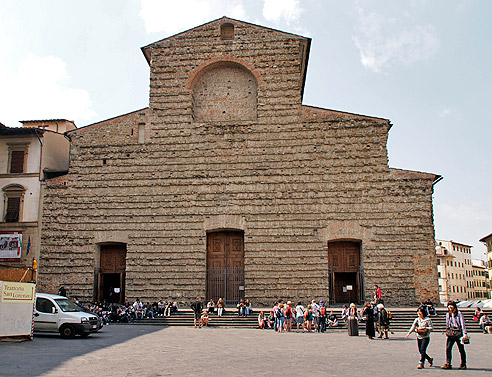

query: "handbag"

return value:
[416, 327, 429, 336]
[446, 326, 463, 339]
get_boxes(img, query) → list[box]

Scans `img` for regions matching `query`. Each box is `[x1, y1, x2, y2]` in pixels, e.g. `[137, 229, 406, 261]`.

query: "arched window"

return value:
[192, 62, 258, 122]
[3, 184, 25, 222]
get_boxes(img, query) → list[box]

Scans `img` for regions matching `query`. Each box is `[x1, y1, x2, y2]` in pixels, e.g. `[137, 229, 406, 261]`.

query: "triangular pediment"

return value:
[141, 16, 309, 57]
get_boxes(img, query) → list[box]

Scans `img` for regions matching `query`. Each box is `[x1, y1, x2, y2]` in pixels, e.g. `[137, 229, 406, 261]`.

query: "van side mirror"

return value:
[51, 307, 58, 314]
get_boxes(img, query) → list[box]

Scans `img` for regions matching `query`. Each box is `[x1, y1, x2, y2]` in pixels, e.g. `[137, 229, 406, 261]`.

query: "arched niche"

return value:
[191, 62, 258, 122]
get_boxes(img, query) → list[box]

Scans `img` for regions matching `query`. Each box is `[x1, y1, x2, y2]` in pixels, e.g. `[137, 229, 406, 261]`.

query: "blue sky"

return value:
[1, 0, 490, 258]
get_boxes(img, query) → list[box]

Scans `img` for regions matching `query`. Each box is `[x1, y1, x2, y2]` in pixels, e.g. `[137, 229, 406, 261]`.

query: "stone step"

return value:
[115, 308, 490, 332]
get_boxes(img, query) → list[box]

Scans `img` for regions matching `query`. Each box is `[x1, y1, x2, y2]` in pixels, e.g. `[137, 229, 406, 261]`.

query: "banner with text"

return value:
[0, 281, 35, 338]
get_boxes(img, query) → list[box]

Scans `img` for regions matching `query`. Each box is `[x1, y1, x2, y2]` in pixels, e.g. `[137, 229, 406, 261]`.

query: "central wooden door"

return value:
[98, 244, 127, 303]
[206, 231, 244, 304]
[328, 241, 360, 304]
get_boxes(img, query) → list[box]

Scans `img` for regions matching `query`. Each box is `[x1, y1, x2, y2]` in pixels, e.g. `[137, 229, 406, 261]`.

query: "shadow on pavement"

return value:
[0, 324, 165, 377]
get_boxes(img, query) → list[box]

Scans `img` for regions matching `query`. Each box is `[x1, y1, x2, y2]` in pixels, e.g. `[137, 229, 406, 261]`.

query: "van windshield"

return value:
[55, 299, 82, 312]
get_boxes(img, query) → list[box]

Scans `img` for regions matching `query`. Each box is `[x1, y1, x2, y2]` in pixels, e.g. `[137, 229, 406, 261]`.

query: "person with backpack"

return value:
[295, 301, 305, 332]
[376, 303, 390, 339]
[304, 304, 314, 332]
[347, 303, 359, 336]
[311, 300, 320, 332]
[318, 300, 327, 333]
[276, 303, 285, 332]
[284, 301, 294, 332]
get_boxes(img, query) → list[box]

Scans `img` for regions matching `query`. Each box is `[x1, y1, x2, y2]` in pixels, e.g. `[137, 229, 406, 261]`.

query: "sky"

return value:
[0, 0, 490, 259]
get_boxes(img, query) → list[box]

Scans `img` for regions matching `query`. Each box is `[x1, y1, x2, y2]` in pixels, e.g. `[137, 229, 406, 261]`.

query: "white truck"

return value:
[34, 293, 102, 338]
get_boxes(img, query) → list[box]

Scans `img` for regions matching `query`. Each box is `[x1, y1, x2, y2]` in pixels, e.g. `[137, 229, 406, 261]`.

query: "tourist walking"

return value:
[441, 301, 468, 370]
[376, 303, 390, 339]
[405, 307, 434, 369]
[347, 303, 359, 336]
[190, 297, 203, 328]
[362, 302, 375, 340]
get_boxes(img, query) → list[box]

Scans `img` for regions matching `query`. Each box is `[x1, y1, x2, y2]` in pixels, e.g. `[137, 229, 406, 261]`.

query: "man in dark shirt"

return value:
[190, 297, 203, 328]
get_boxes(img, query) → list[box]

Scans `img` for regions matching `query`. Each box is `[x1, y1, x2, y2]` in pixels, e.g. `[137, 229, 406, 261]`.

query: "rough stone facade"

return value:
[38, 18, 439, 306]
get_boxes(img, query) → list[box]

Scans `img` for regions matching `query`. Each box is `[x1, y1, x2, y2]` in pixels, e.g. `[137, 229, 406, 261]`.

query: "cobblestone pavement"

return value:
[1, 325, 491, 376]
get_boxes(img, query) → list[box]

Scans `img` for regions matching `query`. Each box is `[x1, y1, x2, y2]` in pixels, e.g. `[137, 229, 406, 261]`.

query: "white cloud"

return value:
[438, 108, 451, 118]
[353, 5, 439, 72]
[262, 0, 302, 24]
[439, 202, 491, 227]
[0, 54, 96, 127]
[139, 0, 246, 35]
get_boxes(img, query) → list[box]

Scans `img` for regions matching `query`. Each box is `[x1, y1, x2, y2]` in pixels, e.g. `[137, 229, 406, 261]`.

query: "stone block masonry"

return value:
[38, 17, 439, 306]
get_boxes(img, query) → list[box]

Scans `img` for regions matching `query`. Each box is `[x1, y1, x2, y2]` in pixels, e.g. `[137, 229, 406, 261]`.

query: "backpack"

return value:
[285, 307, 292, 318]
[304, 310, 309, 320]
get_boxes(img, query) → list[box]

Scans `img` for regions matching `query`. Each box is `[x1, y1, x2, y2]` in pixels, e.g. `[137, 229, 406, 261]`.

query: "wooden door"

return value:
[100, 245, 126, 273]
[328, 241, 360, 303]
[98, 244, 126, 303]
[206, 231, 244, 304]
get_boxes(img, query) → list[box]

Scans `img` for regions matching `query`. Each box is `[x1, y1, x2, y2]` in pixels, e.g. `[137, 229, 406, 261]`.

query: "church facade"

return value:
[38, 18, 440, 306]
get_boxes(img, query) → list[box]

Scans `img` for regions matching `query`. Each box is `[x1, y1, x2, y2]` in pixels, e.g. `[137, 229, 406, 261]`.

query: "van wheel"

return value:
[59, 324, 76, 338]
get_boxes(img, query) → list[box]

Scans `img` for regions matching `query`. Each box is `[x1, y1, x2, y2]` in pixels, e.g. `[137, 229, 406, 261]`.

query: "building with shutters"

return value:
[480, 233, 492, 298]
[37, 17, 440, 306]
[0, 120, 74, 282]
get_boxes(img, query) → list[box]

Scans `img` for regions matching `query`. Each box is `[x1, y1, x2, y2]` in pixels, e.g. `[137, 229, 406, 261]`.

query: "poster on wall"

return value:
[0, 232, 22, 261]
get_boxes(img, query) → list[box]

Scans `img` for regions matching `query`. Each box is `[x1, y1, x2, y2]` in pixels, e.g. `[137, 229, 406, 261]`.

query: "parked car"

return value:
[34, 293, 102, 338]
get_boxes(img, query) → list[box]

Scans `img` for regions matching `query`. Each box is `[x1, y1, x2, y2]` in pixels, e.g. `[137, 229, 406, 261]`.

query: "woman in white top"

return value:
[406, 307, 434, 369]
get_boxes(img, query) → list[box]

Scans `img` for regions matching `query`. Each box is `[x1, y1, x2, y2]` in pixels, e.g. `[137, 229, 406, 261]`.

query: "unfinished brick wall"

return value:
[38, 18, 439, 306]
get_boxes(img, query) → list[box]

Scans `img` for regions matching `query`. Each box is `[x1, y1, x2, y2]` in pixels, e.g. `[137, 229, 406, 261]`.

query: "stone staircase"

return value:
[118, 307, 490, 333]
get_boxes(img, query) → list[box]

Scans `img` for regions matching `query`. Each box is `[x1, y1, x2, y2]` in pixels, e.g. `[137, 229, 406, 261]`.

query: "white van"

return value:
[34, 293, 102, 338]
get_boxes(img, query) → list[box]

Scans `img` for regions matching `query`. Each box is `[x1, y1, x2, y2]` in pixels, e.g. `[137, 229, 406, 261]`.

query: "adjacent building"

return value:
[479, 232, 492, 298]
[435, 241, 455, 303]
[37, 17, 440, 306]
[471, 259, 488, 300]
[435, 240, 473, 302]
[0, 120, 74, 282]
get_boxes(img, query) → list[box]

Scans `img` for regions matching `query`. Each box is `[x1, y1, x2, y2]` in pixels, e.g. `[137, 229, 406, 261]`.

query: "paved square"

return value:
[1, 326, 491, 376]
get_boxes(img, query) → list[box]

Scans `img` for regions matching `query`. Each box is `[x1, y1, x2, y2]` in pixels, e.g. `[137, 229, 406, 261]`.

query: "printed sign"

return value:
[0, 281, 35, 338]
[1, 281, 35, 303]
[0, 232, 22, 260]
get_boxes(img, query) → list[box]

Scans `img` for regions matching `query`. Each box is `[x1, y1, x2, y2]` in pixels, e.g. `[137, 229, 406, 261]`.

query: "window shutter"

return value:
[5, 197, 20, 222]
[10, 150, 25, 173]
